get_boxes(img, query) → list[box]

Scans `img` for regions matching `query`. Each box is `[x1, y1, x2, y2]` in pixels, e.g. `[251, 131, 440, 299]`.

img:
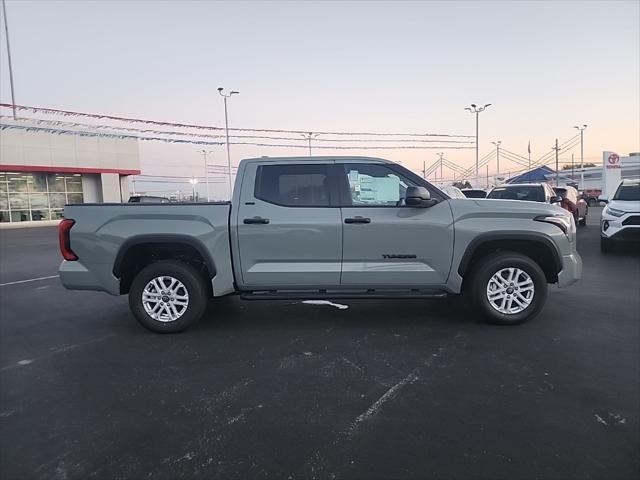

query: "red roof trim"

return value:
[0, 164, 141, 175]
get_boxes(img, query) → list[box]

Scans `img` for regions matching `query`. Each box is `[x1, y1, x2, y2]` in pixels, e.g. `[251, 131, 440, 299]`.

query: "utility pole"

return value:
[465, 103, 492, 185]
[574, 124, 587, 189]
[571, 153, 574, 183]
[1, 0, 17, 119]
[552, 138, 561, 186]
[300, 132, 320, 156]
[492, 140, 501, 180]
[422, 160, 426, 179]
[527, 141, 531, 182]
[198, 149, 214, 201]
[437, 153, 444, 183]
[486, 164, 489, 189]
[217, 87, 239, 199]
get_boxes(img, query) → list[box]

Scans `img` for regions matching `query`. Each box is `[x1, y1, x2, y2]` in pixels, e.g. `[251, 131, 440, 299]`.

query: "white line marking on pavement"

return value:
[0, 275, 59, 287]
[302, 300, 349, 310]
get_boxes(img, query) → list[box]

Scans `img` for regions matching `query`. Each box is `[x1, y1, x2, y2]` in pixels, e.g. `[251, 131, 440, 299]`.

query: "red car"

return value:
[554, 186, 588, 226]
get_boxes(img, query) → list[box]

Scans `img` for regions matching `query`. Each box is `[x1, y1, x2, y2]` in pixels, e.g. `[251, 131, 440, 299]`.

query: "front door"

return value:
[338, 162, 454, 286]
[236, 161, 342, 288]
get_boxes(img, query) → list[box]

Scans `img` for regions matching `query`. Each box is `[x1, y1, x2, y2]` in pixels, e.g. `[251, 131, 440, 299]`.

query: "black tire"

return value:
[587, 197, 596, 207]
[578, 215, 587, 226]
[466, 251, 548, 325]
[600, 236, 615, 253]
[129, 260, 208, 333]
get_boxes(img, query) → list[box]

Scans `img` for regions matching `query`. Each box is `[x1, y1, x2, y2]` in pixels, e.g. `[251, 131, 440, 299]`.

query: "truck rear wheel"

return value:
[129, 260, 208, 333]
[467, 252, 547, 325]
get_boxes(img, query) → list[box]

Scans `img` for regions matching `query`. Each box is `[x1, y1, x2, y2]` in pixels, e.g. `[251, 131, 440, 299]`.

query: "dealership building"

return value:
[0, 125, 140, 223]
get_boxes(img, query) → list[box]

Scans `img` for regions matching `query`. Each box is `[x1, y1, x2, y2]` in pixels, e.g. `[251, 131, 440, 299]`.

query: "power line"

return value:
[0, 103, 474, 138]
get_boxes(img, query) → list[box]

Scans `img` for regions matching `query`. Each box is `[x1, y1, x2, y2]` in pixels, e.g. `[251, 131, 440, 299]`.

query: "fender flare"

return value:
[457, 231, 562, 277]
[112, 234, 216, 279]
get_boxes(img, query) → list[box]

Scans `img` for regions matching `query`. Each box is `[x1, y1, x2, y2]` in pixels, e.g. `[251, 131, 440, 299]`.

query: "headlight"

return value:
[534, 214, 575, 241]
[604, 206, 626, 217]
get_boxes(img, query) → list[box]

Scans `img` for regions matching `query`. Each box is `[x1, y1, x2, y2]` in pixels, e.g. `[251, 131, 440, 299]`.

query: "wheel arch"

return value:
[458, 232, 562, 284]
[113, 235, 216, 294]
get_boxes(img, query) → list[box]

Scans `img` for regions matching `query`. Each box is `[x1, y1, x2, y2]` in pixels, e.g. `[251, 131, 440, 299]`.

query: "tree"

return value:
[561, 162, 596, 170]
[453, 180, 472, 189]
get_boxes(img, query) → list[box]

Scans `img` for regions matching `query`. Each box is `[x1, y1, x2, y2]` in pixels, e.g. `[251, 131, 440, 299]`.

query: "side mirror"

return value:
[550, 195, 562, 204]
[598, 195, 609, 204]
[405, 186, 435, 207]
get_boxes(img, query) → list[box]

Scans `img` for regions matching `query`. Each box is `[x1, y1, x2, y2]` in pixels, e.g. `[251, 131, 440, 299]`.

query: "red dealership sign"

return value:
[606, 153, 621, 169]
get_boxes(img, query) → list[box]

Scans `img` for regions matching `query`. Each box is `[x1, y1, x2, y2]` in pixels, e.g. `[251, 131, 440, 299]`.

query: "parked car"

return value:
[128, 195, 170, 203]
[461, 189, 487, 199]
[486, 183, 562, 205]
[553, 186, 588, 226]
[599, 179, 640, 252]
[580, 189, 602, 207]
[59, 156, 581, 333]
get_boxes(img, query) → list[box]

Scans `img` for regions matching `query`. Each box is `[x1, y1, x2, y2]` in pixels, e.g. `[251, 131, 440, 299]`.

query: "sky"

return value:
[1, 0, 639, 198]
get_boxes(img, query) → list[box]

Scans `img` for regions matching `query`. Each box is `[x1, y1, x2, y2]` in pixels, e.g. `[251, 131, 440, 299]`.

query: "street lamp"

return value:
[465, 103, 492, 185]
[573, 124, 587, 189]
[189, 177, 198, 202]
[198, 149, 214, 201]
[218, 87, 239, 199]
[301, 132, 320, 156]
[491, 140, 501, 180]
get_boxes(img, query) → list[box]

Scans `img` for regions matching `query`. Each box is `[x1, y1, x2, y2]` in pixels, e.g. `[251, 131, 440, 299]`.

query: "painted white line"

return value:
[302, 300, 349, 310]
[0, 275, 59, 287]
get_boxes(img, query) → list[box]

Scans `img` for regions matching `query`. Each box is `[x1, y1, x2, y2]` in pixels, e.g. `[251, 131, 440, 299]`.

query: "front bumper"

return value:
[59, 260, 120, 295]
[557, 252, 582, 288]
[601, 212, 640, 242]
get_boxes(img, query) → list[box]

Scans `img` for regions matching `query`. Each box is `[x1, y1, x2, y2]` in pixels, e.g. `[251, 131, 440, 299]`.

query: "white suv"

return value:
[600, 180, 640, 252]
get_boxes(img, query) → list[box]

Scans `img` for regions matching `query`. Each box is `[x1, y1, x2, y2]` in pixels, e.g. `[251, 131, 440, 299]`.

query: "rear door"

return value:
[338, 162, 454, 287]
[236, 161, 343, 288]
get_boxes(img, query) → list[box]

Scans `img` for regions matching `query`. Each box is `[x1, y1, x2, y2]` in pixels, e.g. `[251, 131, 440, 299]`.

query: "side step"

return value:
[240, 289, 448, 301]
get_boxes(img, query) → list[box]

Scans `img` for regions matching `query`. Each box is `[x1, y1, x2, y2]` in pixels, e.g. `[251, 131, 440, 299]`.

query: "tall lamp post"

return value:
[465, 103, 491, 185]
[574, 124, 587, 189]
[301, 132, 320, 156]
[198, 149, 214, 201]
[217, 87, 239, 199]
[491, 140, 501, 181]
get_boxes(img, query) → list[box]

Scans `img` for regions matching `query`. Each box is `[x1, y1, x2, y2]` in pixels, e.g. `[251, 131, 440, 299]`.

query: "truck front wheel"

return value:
[467, 252, 547, 325]
[129, 260, 208, 333]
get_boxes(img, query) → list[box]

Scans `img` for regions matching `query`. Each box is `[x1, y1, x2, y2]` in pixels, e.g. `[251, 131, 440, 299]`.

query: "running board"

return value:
[240, 289, 448, 301]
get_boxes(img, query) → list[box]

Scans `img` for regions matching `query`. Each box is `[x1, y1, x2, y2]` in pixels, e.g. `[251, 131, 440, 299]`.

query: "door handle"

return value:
[243, 217, 270, 224]
[344, 217, 371, 224]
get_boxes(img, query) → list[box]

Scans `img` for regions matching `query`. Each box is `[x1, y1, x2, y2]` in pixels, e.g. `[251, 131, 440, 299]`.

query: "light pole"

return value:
[492, 140, 501, 181]
[198, 149, 214, 201]
[465, 103, 491, 185]
[301, 132, 320, 156]
[1, 0, 17, 119]
[574, 124, 587, 189]
[437, 152, 444, 183]
[218, 87, 239, 199]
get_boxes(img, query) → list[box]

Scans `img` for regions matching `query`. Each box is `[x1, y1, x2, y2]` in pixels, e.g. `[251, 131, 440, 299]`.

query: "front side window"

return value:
[343, 164, 416, 206]
[255, 164, 331, 207]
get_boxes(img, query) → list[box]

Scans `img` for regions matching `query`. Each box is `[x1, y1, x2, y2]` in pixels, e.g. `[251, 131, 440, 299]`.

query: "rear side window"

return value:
[254, 164, 331, 207]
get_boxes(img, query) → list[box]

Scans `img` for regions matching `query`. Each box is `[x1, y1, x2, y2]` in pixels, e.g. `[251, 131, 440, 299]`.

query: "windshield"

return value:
[613, 184, 640, 201]
[487, 186, 544, 202]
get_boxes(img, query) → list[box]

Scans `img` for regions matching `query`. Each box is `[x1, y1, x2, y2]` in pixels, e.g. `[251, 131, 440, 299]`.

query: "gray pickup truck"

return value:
[59, 156, 582, 332]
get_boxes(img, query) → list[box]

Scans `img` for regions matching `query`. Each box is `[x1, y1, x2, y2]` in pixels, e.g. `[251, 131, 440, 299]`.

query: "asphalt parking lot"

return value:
[0, 207, 638, 480]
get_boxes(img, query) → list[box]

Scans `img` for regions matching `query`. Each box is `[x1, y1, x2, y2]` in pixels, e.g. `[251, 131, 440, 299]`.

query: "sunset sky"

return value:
[1, 0, 638, 197]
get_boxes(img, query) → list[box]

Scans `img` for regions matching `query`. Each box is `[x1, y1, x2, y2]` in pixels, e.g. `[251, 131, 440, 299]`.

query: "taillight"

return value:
[58, 219, 78, 261]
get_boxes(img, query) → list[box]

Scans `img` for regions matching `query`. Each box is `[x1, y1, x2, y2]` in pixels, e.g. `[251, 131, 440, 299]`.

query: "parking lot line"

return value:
[0, 275, 59, 287]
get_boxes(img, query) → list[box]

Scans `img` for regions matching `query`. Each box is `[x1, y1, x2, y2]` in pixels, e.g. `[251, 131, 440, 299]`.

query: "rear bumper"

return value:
[557, 252, 582, 288]
[59, 260, 120, 295]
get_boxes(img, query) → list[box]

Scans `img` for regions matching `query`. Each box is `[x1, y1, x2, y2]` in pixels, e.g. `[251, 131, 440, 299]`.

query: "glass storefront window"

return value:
[0, 171, 85, 223]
